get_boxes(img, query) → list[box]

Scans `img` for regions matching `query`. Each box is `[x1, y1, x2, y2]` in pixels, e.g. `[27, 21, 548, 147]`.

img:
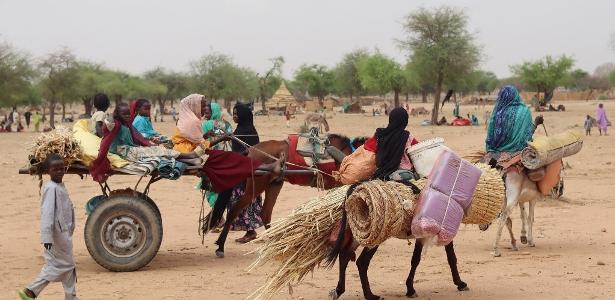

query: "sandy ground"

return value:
[1, 100, 614, 300]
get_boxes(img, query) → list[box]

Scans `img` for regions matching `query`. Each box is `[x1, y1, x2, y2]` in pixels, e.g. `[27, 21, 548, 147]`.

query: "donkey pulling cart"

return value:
[19, 163, 314, 272]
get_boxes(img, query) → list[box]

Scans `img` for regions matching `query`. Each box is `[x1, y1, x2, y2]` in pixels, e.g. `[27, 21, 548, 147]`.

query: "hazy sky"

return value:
[1, 0, 614, 78]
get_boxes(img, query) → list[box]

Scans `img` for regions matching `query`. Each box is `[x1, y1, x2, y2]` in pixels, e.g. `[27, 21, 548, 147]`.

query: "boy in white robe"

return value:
[18, 154, 80, 300]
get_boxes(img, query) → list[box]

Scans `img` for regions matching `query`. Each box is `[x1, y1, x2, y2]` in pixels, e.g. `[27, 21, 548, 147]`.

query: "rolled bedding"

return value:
[521, 129, 583, 170]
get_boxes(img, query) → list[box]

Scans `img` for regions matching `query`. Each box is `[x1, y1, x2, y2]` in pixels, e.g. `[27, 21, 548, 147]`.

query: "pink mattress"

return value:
[411, 149, 481, 245]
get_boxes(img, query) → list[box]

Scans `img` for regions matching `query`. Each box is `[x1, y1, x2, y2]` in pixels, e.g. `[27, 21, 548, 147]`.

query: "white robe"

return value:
[38, 181, 76, 282]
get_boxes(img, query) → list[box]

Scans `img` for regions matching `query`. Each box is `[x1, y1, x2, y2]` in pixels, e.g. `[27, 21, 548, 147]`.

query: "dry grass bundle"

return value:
[345, 181, 416, 247]
[248, 185, 349, 300]
[28, 126, 82, 167]
[462, 163, 505, 224]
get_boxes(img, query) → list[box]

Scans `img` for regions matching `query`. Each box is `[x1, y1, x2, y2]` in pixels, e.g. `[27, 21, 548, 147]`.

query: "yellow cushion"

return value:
[73, 119, 128, 168]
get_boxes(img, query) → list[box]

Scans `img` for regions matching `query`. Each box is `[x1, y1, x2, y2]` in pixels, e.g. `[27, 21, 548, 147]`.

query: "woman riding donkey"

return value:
[329, 107, 470, 300]
[483, 85, 544, 257]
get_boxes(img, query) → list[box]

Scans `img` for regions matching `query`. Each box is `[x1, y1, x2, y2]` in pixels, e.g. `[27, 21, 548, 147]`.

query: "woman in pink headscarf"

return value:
[596, 103, 609, 136]
[171, 94, 284, 192]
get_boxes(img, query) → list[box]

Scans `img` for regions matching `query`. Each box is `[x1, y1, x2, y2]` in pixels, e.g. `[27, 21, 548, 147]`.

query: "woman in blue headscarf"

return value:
[486, 85, 543, 154]
[202, 102, 233, 150]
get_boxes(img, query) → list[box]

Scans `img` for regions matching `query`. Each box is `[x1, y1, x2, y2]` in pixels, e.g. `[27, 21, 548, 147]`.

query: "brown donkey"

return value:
[210, 134, 367, 257]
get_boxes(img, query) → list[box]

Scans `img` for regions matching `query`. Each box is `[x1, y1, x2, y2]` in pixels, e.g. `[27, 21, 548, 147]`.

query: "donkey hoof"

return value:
[328, 289, 339, 300]
[406, 291, 418, 298]
[366, 295, 381, 300]
[215, 250, 225, 258]
[457, 282, 469, 291]
[520, 236, 528, 244]
[528, 242, 535, 247]
[491, 251, 501, 257]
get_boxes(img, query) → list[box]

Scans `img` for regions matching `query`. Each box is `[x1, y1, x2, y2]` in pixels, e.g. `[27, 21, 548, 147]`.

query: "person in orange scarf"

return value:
[169, 94, 284, 192]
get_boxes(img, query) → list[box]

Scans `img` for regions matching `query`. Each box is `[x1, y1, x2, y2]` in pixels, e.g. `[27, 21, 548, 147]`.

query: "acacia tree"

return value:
[333, 49, 369, 101]
[399, 6, 481, 124]
[293, 64, 334, 102]
[0, 42, 37, 108]
[357, 51, 405, 107]
[191, 53, 259, 110]
[144, 67, 190, 111]
[511, 55, 574, 103]
[257, 56, 284, 111]
[38, 48, 79, 127]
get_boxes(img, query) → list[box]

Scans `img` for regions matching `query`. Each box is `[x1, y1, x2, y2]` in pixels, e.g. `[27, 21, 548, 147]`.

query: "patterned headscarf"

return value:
[486, 85, 534, 153]
[177, 94, 204, 143]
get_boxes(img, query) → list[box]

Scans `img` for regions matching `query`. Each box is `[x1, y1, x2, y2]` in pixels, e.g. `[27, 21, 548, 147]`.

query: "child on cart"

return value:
[18, 154, 80, 300]
[131, 99, 171, 145]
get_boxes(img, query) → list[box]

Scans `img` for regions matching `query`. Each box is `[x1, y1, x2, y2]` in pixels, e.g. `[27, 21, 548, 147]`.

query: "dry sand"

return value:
[1, 100, 614, 299]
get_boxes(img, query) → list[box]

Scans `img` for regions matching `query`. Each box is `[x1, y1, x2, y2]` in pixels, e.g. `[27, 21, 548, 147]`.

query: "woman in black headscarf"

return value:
[370, 107, 417, 180]
[232, 103, 259, 153]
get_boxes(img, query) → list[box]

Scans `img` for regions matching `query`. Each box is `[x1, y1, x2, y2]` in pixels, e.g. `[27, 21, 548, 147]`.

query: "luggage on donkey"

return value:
[332, 145, 376, 184]
[411, 149, 481, 246]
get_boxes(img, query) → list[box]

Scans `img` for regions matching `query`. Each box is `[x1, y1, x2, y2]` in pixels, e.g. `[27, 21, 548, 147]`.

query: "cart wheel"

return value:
[84, 194, 162, 272]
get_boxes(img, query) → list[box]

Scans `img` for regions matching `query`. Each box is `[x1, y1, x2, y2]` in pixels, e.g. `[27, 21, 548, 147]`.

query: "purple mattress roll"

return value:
[411, 187, 464, 245]
[427, 150, 481, 210]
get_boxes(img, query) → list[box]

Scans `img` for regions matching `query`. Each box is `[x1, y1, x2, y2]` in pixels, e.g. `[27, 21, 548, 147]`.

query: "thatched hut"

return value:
[267, 82, 298, 113]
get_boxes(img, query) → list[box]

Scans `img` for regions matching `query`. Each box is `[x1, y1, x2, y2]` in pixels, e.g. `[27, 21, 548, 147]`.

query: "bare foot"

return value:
[235, 231, 257, 243]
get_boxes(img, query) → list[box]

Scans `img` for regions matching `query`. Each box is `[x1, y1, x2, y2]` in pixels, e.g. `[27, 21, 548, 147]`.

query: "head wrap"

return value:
[486, 85, 534, 153]
[177, 94, 205, 143]
[372, 107, 410, 180]
[202, 102, 223, 134]
[232, 103, 259, 153]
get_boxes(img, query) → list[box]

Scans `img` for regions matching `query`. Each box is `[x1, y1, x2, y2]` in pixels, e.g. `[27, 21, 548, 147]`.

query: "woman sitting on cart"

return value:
[90, 102, 215, 181]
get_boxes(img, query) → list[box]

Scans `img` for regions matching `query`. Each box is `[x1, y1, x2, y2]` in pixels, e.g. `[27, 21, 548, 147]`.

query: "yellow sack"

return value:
[333, 145, 376, 184]
[73, 119, 128, 168]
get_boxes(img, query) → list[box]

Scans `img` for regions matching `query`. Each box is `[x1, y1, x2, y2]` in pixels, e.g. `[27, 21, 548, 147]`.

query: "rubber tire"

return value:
[84, 194, 163, 272]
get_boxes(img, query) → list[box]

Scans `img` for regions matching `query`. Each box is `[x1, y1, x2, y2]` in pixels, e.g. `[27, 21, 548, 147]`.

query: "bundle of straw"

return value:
[462, 163, 505, 224]
[411, 164, 504, 225]
[345, 181, 416, 248]
[248, 185, 349, 300]
[28, 126, 82, 166]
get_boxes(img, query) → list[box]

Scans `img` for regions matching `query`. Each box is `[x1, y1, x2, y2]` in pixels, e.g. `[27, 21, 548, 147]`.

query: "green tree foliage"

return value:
[293, 64, 334, 101]
[510, 55, 574, 101]
[609, 70, 615, 88]
[566, 69, 590, 91]
[144, 67, 190, 111]
[399, 6, 481, 124]
[333, 49, 369, 100]
[191, 53, 259, 110]
[0, 42, 37, 107]
[356, 51, 405, 107]
[257, 56, 284, 111]
[38, 48, 79, 127]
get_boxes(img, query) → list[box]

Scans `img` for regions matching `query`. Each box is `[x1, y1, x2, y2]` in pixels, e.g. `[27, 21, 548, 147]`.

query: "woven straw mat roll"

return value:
[345, 181, 416, 247]
[411, 164, 504, 225]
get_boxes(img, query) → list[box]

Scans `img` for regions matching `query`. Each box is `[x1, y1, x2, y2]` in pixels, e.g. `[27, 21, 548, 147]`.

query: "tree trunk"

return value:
[61, 102, 66, 121]
[393, 89, 400, 108]
[421, 90, 428, 103]
[49, 98, 56, 129]
[350, 94, 353, 101]
[405, 93, 409, 102]
[261, 96, 266, 113]
[431, 76, 444, 125]
[114, 95, 122, 107]
[82, 97, 93, 116]
[42, 105, 47, 122]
